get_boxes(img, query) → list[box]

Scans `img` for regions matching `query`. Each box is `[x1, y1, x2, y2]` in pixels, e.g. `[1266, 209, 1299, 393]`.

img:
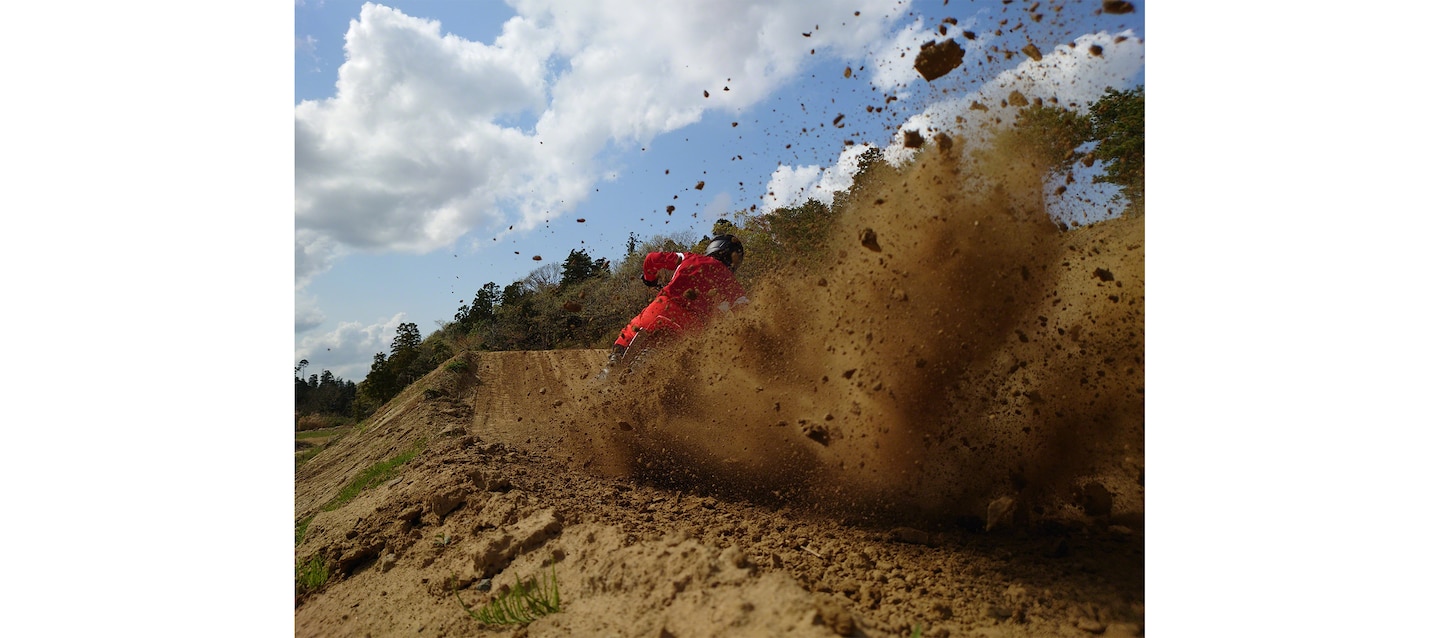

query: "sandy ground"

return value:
[295, 144, 1144, 637]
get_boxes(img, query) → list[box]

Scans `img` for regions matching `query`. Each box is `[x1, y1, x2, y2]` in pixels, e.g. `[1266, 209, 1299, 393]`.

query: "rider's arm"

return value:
[641, 251, 685, 286]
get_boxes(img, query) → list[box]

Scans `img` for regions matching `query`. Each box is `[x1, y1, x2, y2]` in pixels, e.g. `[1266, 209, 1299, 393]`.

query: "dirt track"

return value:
[295, 142, 1144, 636]
[296, 347, 1142, 637]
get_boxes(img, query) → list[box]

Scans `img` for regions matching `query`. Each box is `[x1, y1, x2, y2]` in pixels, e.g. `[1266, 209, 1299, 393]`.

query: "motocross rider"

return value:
[604, 233, 749, 373]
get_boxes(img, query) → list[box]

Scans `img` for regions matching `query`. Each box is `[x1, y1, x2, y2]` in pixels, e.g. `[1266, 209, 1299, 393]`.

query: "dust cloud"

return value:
[580, 137, 1143, 529]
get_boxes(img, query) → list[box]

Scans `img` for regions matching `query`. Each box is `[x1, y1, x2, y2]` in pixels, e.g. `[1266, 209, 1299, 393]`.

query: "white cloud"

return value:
[295, 0, 910, 290]
[764, 164, 822, 210]
[866, 17, 931, 95]
[295, 292, 325, 333]
[865, 14, 991, 97]
[765, 31, 1144, 211]
[294, 312, 408, 381]
[762, 143, 877, 212]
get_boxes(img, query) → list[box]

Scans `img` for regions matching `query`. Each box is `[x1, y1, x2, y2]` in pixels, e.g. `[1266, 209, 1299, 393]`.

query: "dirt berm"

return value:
[295, 146, 1144, 637]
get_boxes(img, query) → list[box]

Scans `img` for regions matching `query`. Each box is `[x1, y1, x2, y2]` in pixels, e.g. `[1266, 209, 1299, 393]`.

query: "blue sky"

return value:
[293, 0, 1146, 382]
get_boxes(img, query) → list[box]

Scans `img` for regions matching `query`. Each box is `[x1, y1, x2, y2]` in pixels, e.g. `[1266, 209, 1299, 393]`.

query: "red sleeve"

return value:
[642, 251, 684, 281]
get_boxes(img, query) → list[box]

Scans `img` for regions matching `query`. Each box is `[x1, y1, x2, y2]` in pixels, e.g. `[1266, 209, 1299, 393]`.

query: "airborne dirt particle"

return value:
[1092, 268, 1115, 282]
[913, 38, 965, 81]
[801, 422, 830, 446]
[934, 132, 954, 154]
[1022, 43, 1042, 61]
[1103, 0, 1136, 14]
[902, 129, 924, 148]
[531, 255, 542, 261]
[1008, 90, 1030, 107]
[986, 496, 1017, 531]
[858, 228, 882, 252]
[695, 180, 705, 190]
[1089, 44, 1104, 57]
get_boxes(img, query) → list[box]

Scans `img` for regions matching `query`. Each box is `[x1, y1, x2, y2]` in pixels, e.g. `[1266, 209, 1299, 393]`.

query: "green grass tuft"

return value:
[444, 358, 471, 373]
[454, 564, 562, 626]
[295, 515, 315, 546]
[296, 554, 329, 594]
[321, 440, 425, 512]
[295, 445, 324, 469]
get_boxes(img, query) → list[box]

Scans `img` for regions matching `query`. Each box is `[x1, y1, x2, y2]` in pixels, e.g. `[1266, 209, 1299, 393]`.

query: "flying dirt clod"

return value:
[914, 39, 965, 81]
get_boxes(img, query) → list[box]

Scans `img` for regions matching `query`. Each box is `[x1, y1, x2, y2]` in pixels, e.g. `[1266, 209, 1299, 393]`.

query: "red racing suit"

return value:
[614, 251, 748, 349]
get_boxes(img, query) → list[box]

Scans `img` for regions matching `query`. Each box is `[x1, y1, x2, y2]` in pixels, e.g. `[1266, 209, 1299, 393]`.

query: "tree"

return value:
[501, 281, 528, 308]
[560, 249, 601, 289]
[454, 282, 500, 335]
[1018, 103, 1090, 172]
[1088, 85, 1144, 215]
[294, 363, 358, 418]
[358, 352, 396, 406]
[389, 322, 424, 387]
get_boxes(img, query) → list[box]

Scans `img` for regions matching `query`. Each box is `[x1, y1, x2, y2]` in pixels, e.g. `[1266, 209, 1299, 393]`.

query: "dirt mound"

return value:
[295, 143, 1144, 636]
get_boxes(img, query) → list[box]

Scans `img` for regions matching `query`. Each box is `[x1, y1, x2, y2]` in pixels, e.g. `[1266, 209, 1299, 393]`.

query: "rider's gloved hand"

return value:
[641, 276, 660, 288]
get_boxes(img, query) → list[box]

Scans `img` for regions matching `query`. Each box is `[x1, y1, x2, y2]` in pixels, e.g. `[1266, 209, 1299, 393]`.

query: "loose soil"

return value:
[295, 144, 1144, 637]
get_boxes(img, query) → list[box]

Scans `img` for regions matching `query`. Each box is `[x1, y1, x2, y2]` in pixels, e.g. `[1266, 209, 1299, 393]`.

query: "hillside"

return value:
[295, 142, 1145, 637]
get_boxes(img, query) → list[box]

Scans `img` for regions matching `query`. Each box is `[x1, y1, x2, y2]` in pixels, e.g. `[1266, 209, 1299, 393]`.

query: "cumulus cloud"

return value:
[762, 144, 877, 212]
[295, 0, 909, 290]
[296, 293, 325, 333]
[295, 312, 408, 381]
[765, 31, 1144, 211]
[866, 18, 933, 95]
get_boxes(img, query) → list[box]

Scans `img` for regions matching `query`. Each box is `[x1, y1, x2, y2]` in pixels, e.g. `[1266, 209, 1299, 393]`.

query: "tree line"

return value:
[295, 85, 1143, 425]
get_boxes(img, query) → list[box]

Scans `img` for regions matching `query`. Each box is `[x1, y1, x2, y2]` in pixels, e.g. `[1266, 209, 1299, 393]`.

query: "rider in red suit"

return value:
[606, 234, 748, 370]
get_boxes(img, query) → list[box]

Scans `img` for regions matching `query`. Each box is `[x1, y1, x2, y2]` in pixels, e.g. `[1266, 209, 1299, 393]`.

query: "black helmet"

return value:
[704, 234, 744, 270]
